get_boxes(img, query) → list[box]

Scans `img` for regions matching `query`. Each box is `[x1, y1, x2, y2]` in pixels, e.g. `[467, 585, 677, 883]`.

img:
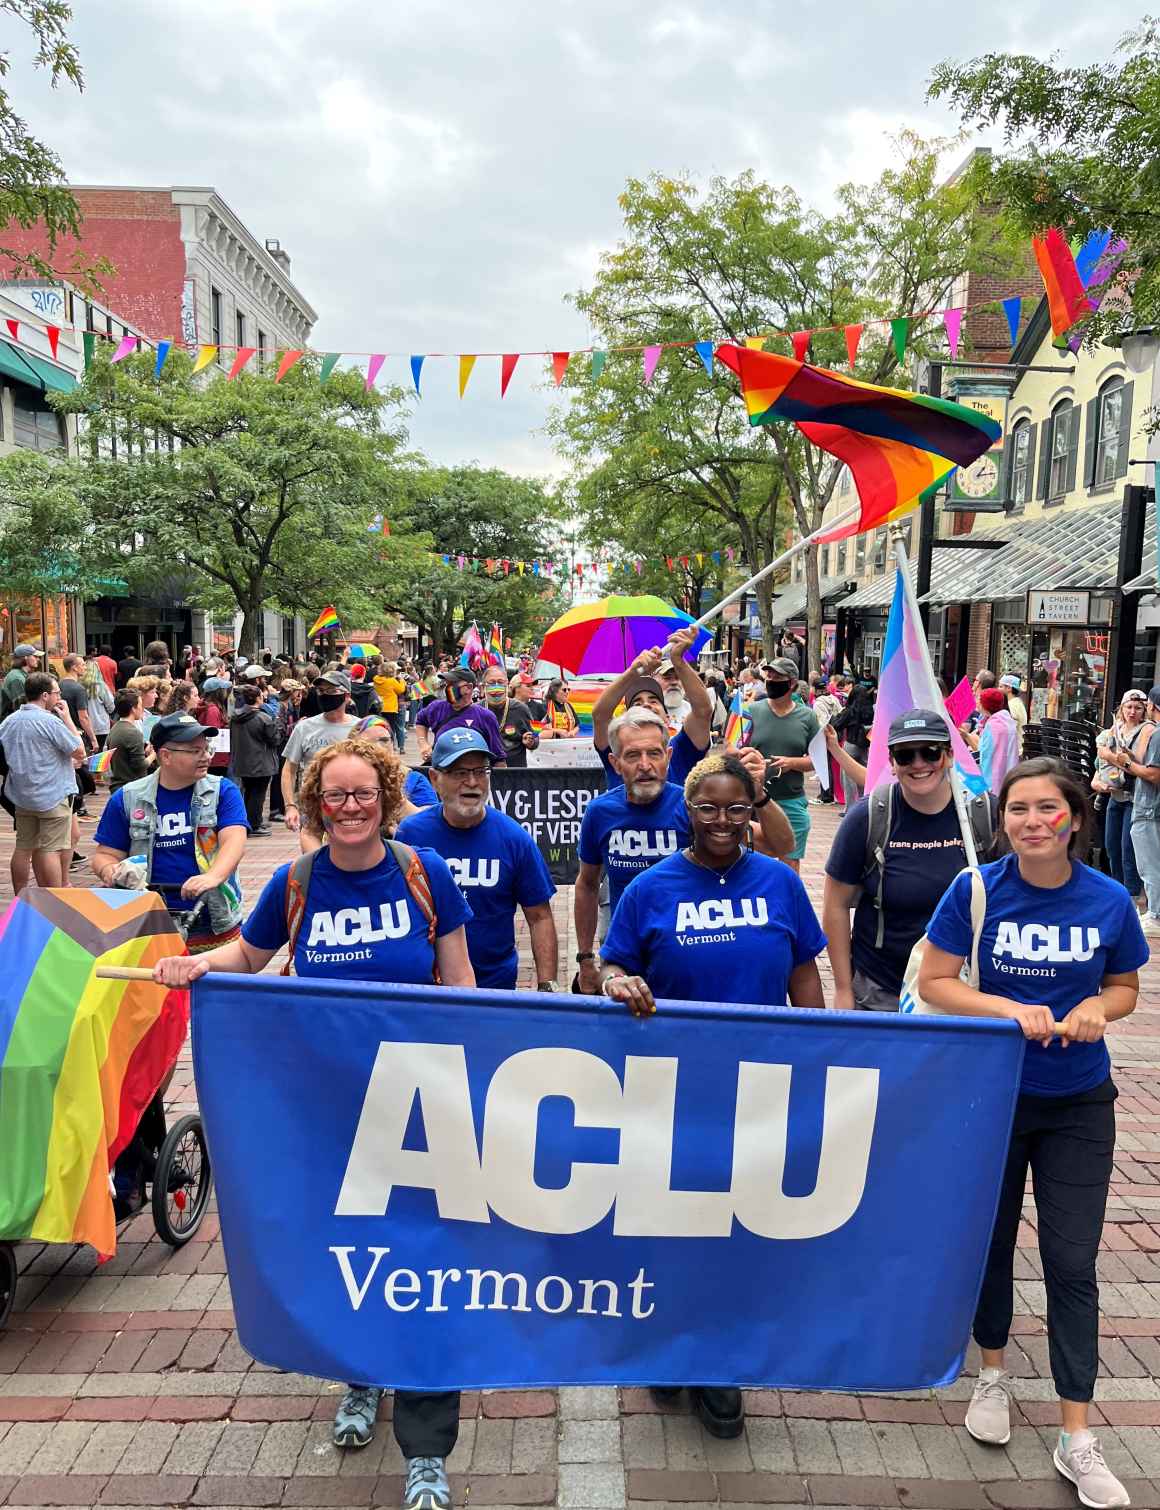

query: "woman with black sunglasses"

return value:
[823, 707, 997, 1013]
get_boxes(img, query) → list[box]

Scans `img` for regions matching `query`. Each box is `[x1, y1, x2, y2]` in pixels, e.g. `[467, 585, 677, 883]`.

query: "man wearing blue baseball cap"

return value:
[397, 728, 558, 990]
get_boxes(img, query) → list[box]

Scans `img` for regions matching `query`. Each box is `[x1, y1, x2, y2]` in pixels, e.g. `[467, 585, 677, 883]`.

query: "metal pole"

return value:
[916, 361, 941, 635]
[1109, 483, 1148, 713]
[891, 533, 979, 868]
[685, 502, 863, 635]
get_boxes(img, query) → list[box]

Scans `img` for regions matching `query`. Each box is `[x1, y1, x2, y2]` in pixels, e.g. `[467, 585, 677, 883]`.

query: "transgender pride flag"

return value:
[865, 565, 986, 796]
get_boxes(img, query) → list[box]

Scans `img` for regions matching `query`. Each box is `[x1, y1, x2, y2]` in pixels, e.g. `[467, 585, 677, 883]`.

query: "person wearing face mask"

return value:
[823, 709, 996, 1014]
[414, 668, 507, 765]
[479, 665, 539, 768]
[279, 669, 358, 837]
[744, 655, 821, 871]
[589, 625, 713, 789]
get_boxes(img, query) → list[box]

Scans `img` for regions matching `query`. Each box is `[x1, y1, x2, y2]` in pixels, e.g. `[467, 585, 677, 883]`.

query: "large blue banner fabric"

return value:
[192, 977, 1024, 1393]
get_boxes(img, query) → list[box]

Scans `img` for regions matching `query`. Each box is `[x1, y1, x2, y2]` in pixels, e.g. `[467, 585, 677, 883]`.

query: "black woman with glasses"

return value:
[597, 750, 826, 1442]
[823, 707, 997, 1014]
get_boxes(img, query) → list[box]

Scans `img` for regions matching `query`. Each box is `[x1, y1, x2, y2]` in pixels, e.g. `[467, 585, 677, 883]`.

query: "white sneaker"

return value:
[964, 1366, 1012, 1445]
[1053, 1429, 1130, 1507]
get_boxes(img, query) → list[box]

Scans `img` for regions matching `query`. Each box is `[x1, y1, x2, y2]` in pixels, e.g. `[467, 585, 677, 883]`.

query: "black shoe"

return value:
[649, 1386, 683, 1406]
[692, 1387, 744, 1438]
[254, 825, 272, 836]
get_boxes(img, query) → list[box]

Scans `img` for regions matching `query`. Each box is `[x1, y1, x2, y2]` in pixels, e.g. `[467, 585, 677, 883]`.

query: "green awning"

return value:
[0, 339, 43, 387]
[16, 349, 76, 394]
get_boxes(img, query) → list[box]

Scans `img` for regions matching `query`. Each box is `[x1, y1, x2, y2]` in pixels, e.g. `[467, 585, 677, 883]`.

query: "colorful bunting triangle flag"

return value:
[228, 346, 257, 380]
[890, 317, 909, 365]
[192, 345, 218, 374]
[410, 355, 425, 395]
[551, 352, 570, 386]
[275, 349, 306, 383]
[4, 318, 17, 342]
[791, 331, 811, 362]
[154, 341, 171, 378]
[365, 354, 385, 391]
[458, 354, 477, 398]
[501, 353, 519, 396]
[844, 324, 863, 368]
[590, 350, 606, 380]
[319, 353, 341, 383]
[110, 335, 137, 364]
[642, 345, 662, 384]
[46, 326, 60, 360]
[744, 336, 766, 350]
[1001, 297, 1022, 346]
[694, 340, 714, 376]
[81, 331, 95, 370]
[943, 308, 963, 360]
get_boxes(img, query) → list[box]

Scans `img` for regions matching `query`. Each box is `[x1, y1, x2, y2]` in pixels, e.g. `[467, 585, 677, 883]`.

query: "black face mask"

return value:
[765, 679, 791, 700]
[318, 692, 346, 711]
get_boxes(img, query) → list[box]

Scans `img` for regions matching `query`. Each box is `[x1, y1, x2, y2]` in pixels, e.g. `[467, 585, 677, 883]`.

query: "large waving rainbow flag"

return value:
[716, 344, 1000, 542]
[0, 889, 188, 1257]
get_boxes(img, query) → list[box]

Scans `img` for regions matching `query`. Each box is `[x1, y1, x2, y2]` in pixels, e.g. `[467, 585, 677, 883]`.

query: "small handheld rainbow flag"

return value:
[488, 623, 504, 666]
[723, 688, 752, 750]
[307, 606, 341, 640]
[87, 748, 113, 776]
[0, 888, 189, 1257]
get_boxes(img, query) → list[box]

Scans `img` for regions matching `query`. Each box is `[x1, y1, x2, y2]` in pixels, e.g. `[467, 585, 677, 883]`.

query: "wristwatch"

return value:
[576, 950, 596, 962]
[537, 980, 561, 992]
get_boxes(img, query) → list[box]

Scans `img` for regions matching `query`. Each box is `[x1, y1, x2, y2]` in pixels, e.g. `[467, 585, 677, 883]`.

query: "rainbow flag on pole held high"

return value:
[865, 566, 985, 797]
[716, 344, 1000, 543]
[488, 623, 504, 666]
[0, 889, 188, 1257]
[723, 688, 751, 749]
[307, 606, 341, 639]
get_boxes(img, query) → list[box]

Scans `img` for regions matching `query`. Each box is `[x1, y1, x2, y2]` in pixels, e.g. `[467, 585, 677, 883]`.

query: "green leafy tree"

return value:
[377, 464, 567, 657]
[21, 349, 418, 654]
[551, 135, 1017, 667]
[929, 18, 1159, 339]
[0, 2, 105, 285]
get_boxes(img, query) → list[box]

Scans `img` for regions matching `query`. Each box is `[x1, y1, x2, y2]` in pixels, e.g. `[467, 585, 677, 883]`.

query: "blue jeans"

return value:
[1105, 798, 1142, 896]
[1130, 815, 1160, 916]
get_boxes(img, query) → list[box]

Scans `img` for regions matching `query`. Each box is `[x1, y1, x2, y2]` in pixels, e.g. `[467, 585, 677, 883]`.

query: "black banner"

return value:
[488, 766, 605, 883]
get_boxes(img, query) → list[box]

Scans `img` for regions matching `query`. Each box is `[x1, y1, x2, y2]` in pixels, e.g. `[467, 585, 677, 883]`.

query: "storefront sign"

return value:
[1027, 590, 1090, 626]
[488, 766, 604, 883]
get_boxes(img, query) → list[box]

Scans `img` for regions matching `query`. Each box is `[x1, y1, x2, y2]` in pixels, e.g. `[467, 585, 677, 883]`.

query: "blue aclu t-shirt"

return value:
[578, 782, 691, 911]
[396, 805, 555, 989]
[926, 852, 1149, 1097]
[94, 778, 248, 911]
[405, 768, 438, 808]
[243, 845, 471, 982]
[597, 727, 706, 792]
[602, 850, 827, 1007]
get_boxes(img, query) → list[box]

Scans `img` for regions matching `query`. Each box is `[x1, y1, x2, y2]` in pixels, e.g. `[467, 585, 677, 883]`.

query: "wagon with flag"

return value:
[0, 888, 214, 1329]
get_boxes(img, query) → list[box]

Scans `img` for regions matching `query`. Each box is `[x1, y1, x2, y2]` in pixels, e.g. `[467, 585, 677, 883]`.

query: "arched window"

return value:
[1040, 399, 1079, 502]
[1008, 418, 1034, 511]
[1085, 376, 1132, 489]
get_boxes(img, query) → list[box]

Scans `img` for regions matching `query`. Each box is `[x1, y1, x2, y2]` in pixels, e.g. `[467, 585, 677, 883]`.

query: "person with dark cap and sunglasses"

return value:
[822, 708, 996, 1014]
[414, 667, 507, 767]
[589, 625, 713, 790]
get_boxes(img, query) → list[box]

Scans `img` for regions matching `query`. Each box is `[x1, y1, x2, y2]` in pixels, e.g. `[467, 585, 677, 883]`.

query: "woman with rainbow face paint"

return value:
[919, 757, 1146, 1507]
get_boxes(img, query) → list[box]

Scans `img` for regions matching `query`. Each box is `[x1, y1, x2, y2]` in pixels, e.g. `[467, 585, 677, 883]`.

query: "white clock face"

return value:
[956, 454, 1000, 499]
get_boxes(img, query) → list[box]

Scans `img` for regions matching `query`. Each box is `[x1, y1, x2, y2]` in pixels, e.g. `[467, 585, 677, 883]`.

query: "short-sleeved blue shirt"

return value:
[601, 850, 827, 1007]
[405, 768, 438, 808]
[926, 853, 1149, 1096]
[578, 783, 691, 911]
[242, 844, 471, 982]
[94, 778, 249, 911]
[396, 806, 555, 988]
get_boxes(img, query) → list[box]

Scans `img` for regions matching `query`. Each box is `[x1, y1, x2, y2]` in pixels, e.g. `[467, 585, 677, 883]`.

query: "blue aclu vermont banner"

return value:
[192, 978, 1024, 1392]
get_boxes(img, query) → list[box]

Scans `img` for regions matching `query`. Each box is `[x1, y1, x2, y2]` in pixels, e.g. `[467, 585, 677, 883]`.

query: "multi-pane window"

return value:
[210, 288, 222, 347]
[1094, 381, 1124, 487]
[13, 393, 65, 452]
[1047, 401, 1078, 500]
[836, 539, 847, 574]
[1010, 421, 1032, 509]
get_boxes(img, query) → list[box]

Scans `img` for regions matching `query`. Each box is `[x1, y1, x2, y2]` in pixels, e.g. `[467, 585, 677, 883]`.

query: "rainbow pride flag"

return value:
[716, 344, 1000, 542]
[1032, 228, 1095, 343]
[488, 623, 504, 667]
[86, 748, 114, 776]
[0, 889, 188, 1257]
[723, 688, 751, 749]
[307, 606, 341, 639]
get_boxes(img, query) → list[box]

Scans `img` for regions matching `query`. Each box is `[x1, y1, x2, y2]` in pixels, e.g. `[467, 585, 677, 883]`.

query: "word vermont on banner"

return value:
[194, 979, 1024, 1392]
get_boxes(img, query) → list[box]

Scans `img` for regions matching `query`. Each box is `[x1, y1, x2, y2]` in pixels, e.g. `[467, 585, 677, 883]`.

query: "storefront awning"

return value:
[0, 339, 77, 393]
[0, 339, 44, 387]
[840, 547, 998, 613]
[768, 574, 853, 627]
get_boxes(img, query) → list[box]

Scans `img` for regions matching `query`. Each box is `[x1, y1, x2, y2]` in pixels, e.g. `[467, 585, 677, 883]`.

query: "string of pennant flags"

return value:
[2, 286, 1042, 396]
[436, 547, 739, 580]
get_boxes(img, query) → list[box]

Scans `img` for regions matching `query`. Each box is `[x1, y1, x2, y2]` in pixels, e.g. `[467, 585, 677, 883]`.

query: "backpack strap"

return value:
[865, 785, 893, 950]
[966, 792, 995, 864]
[385, 838, 441, 983]
[281, 850, 318, 976]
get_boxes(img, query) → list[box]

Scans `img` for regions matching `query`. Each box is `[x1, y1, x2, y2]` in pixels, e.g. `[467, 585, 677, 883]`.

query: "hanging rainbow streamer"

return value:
[0, 889, 188, 1257]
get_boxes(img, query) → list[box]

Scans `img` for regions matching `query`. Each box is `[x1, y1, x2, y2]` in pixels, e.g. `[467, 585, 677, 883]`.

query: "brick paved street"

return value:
[3, 761, 1160, 1509]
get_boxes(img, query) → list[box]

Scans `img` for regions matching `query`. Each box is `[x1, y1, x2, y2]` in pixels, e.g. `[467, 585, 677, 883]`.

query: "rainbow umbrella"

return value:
[538, 595, 710, 675]
[344, 643, 380, 661]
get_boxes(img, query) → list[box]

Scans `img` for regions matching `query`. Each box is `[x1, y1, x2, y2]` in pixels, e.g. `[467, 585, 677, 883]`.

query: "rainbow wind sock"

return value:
[723, 688, 752, 749]
[307, 606, 341, 639]
[865, 567, 985, 797]
[716, 344, 1000, 542]
[1032, 228, 1095, 343]
[0, 889, 189, 1257]
[87, 748, 113, 776]
[1066, 230, 1128, 353]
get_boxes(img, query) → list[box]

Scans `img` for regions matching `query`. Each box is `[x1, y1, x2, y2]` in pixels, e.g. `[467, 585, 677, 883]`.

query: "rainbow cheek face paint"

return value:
[1048, 808, 1072, 836]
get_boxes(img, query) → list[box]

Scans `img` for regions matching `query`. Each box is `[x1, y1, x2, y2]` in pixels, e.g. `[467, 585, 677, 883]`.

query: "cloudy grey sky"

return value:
[5, 1, 1140, 475]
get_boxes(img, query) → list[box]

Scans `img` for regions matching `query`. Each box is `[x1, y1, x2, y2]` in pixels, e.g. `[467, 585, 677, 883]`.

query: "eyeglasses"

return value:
[689, 802, 753, 822]
[320, 787, 381, 810]
[890, 745, 948, 766]
[440, 763, 489, 781]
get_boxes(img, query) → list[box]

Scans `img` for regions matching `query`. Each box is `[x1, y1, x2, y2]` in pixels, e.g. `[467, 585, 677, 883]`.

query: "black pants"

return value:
[973, 1079, 1116, 1402]
[240, 776, 269, 831]
[348, 1387, 459, 1457]
[268, 761, 286, 817]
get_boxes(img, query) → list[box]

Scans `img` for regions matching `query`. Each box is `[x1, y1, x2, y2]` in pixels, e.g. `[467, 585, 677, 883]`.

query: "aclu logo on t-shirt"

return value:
[607, 829, 679, 860]
[154, 811, 193, 849]
[675, 897, 769, 946]
[307, 902, 411, 948]
[992, 921, 1100, 976]
[446, 858, 500, 889]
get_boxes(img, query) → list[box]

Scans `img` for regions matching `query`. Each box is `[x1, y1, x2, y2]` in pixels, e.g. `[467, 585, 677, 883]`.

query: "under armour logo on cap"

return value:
[449, 730, 474, 743]
[177, 715, 198, 726]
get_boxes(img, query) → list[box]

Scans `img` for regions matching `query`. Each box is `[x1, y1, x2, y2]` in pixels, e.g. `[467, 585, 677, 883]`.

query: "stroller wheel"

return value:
[152, 1115, 213, 1247]
[0, 1243, 16, 1330]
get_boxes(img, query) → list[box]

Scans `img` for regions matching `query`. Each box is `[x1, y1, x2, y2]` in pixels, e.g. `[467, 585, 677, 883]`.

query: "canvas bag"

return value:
[898, 867, 987, 1016]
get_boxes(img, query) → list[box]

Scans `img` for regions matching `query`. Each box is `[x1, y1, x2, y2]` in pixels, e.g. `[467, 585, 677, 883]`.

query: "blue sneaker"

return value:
[404, 1455, 451, 1510]
[333, 1385, 381, 1448]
